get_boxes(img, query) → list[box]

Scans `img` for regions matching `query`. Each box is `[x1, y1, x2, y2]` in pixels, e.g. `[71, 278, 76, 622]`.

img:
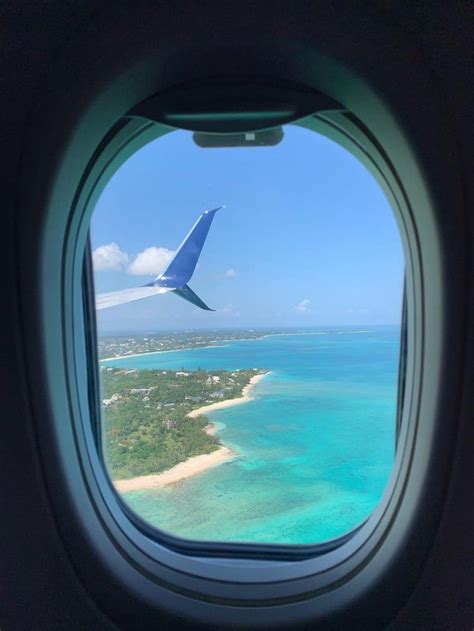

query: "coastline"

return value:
[114, 446, 235, 492]
[101, 328, 386, 363]
[186, 371, 271, 418]
[113, 371, 270, 493]
[100, 344, 228, 363]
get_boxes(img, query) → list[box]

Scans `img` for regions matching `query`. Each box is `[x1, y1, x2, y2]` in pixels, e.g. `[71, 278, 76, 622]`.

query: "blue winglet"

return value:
[172, 285, 215, 311]
[152, 206, 223, 288]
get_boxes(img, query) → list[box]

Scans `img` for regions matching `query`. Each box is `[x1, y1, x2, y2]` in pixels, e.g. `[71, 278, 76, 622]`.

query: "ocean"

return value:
[102, 327, 400, 545]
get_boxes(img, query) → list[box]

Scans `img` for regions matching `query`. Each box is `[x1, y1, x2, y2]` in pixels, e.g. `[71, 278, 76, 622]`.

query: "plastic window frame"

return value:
[73, 112, 413, 578]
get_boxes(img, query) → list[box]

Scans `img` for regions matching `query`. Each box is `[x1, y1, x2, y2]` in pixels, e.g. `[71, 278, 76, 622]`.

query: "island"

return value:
[98, 328, 304, 360]
[100, 366, 269, 491]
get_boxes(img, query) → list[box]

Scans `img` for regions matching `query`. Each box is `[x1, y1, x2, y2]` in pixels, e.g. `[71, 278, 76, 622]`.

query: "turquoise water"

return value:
[103, 327, 400, 544]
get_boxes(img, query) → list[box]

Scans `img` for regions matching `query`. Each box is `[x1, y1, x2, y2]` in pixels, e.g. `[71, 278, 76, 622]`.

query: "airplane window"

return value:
[90, 124, 404, 545]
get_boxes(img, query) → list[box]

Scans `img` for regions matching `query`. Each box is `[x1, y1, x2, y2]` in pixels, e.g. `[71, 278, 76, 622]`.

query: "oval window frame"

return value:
[82, 109, 410, 560]
[68, 93, 420, 582]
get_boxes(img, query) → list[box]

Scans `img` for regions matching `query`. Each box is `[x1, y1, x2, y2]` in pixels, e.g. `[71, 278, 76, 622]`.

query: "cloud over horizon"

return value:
[127, 246, 175, 276]
[294, 298, 311, 313]
[221, 303, 240, 317]
[93, 243, 175, 277]
[92, 242, 129, 271]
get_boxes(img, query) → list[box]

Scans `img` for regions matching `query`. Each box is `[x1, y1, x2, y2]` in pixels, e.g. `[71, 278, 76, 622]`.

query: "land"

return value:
[98, 329, 298, 360]
[101, 365, 268, 485]
[187, 372, 269, 418]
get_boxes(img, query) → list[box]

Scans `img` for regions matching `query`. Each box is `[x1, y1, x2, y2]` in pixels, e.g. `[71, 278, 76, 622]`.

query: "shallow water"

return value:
[103, 327, 399, 544]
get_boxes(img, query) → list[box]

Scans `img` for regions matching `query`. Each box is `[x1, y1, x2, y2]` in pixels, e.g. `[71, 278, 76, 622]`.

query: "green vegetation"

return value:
[101, 367, 262, 479]
[98, 329, 288, 360]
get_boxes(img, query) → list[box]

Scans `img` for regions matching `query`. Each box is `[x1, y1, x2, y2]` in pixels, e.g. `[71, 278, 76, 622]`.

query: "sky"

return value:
[91, 125, 404, 333]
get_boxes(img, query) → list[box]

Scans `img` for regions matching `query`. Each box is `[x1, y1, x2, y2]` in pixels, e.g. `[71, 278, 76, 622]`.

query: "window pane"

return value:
[90, 124, 404, 545]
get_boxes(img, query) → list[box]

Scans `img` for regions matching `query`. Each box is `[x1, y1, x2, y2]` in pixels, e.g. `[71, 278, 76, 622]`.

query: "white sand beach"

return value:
[114, 446, 234, 492]
[186, 371, 271, 418]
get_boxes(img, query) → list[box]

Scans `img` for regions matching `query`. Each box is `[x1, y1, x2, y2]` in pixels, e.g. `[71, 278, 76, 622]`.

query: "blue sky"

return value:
[91, 125, 404, 333]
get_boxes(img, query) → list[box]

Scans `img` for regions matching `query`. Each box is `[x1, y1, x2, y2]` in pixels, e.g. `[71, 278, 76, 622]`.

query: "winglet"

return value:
[171, 284, 215, 311]
[152, 206, 223, 288]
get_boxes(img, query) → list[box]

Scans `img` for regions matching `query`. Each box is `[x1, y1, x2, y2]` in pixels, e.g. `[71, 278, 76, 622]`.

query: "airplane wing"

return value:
[96, 286, 170, 310]
[96, 206, 223, 311]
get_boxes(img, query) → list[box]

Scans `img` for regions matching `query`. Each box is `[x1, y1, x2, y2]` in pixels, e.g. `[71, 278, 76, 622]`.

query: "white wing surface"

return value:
[96, 286, 171, 310]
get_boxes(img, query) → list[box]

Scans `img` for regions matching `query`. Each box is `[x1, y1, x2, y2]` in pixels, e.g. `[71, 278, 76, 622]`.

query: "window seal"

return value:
[396, 282, 408, 449]
[82, 233, 103, 456]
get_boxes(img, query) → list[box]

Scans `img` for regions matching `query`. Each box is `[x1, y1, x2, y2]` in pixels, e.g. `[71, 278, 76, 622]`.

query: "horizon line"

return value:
[97, 323, 401, 336]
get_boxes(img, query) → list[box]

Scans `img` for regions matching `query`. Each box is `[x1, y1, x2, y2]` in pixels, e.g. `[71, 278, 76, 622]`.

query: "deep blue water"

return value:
[102, 327, 400, 544]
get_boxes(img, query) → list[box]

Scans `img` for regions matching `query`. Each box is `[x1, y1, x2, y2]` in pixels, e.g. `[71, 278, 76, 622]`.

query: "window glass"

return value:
[91, 125, 404, 544]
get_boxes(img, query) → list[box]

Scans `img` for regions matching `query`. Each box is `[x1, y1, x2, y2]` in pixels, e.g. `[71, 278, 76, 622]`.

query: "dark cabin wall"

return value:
[0, 5, 117, 628]
[0, 2, 472, 629]
[386, 5, 474, 626]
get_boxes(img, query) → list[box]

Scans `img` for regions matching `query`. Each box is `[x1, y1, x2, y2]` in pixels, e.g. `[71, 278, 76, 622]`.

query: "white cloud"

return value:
[92, 243, 129, 271]
[128, 247, 175, 276]
[295, 298, 311, 313]
[224, 268, 237, 278]
[221, 303, 240, 317]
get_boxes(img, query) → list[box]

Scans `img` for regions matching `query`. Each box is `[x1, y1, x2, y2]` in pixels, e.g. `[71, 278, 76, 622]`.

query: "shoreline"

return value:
[113, 371, 270, 493]
[100, 344, 228, 363]
[100, 329, 385, 363]
[100, 331, 380, 363]
[186, 371, 271, 418]
[114, 446, 235, 493]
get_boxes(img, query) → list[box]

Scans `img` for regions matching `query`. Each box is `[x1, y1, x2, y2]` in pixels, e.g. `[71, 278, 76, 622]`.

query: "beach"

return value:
[113, 371, 270, 492]
[114, 446, 234, 492]
[186, 371, 271, 418]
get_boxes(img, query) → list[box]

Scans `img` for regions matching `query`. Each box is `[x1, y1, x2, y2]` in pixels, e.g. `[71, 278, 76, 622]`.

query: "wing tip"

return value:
[203, 205, 225, 215]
